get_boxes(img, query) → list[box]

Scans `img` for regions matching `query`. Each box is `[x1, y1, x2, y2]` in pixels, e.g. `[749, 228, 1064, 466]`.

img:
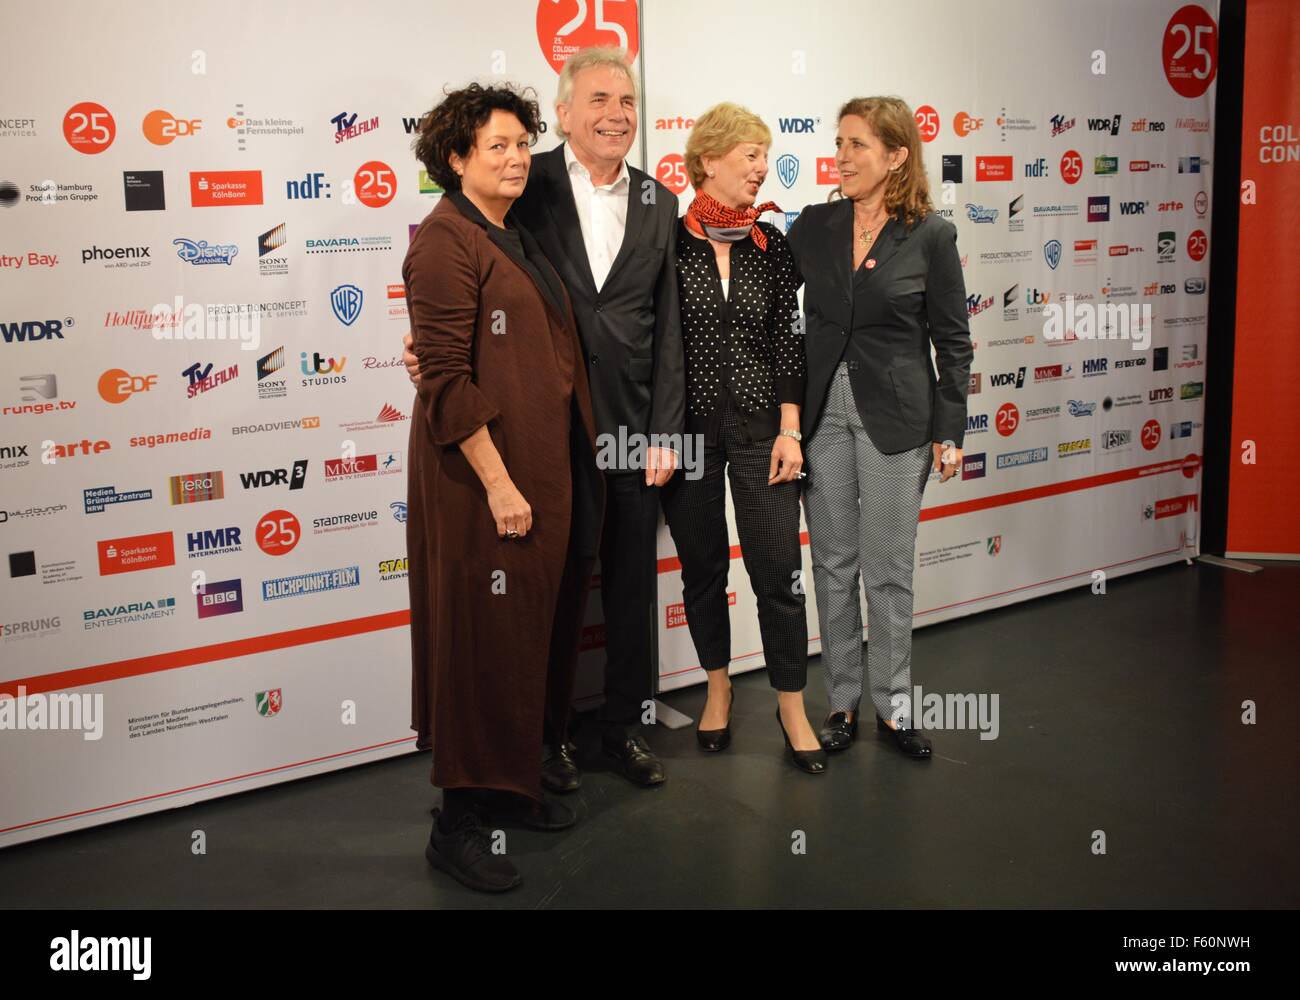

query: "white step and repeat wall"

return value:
[1, 0, 1215, 844]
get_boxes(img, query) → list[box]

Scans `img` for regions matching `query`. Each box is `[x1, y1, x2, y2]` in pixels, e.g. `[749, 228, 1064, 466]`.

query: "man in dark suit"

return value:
[404, 48, 684, 788]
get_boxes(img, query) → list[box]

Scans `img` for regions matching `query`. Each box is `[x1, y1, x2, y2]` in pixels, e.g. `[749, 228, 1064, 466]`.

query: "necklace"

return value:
[854, 207, 890, 247]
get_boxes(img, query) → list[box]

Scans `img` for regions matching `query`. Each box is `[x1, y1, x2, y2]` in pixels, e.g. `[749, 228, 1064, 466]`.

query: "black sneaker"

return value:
[426, 808, 522, 893]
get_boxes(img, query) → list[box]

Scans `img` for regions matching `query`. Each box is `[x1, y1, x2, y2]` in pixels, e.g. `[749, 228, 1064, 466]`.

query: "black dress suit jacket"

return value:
[786, 199, 973, 452]
[512, 144, 685, 450]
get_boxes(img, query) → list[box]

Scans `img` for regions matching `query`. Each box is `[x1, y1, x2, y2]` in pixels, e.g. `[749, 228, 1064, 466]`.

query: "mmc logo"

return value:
[330, 284, 363, 326]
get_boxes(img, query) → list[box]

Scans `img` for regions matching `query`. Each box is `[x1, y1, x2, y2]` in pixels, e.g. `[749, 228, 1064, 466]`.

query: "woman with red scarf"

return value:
[661, 102, 825, 773]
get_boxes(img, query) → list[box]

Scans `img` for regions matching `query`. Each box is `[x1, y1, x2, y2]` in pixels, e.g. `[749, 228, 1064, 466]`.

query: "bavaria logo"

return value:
[1044, 239, 1062, 270]
[330, 283, 363, 326]
[775, 154, 799, 189]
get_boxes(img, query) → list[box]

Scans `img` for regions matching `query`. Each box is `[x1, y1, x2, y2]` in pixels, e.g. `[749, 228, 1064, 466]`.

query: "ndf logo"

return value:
[331, 284, 363, 326]
[1044, 239, 1062, 270]
[256, 688, 282, 717]
[775, 154, 799, 189]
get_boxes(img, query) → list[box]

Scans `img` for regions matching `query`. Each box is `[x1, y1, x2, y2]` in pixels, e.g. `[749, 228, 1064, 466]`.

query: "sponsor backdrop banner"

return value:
[1, 0, 1213, 843]
[1226, 0, 1299, 557]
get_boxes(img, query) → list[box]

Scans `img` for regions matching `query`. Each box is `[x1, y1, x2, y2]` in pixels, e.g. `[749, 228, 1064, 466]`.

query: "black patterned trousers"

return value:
[660, 398, 808, 691]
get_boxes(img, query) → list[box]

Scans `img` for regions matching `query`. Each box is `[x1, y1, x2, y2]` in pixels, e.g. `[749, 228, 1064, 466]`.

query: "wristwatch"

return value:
[779, 428, 803, 442]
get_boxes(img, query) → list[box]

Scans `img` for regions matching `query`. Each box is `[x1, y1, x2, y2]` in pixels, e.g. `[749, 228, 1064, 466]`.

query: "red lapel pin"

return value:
[865, 258, 877, 269]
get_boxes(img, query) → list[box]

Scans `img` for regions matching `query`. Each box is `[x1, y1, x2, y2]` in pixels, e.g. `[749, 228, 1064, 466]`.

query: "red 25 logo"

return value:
[1141, 419, 1162, 451]
[996, 402, 1019, 437]
[914, 105, 939, 143]
[1060, 150, 1083, 185]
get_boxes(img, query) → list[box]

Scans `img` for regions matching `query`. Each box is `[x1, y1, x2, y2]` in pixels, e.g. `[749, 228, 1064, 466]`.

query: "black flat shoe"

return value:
[818, 711, 858, 751]
[876, 714, 932, 759]
[426, 809, 522, 893]
[541, 740, 581, 793]
[696, 686, 734, 752]
[775, 708, 828, 773]
[602, 732, 666, 786]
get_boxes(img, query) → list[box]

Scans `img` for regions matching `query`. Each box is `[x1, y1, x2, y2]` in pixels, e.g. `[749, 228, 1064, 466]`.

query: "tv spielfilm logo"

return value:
[331, 284, 363, 326]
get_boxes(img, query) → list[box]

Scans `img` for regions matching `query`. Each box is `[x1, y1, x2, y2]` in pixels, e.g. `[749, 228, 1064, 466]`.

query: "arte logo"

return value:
[975, 156, 1012, 181]
[331, 284, 364, 325]
[331, 111, 379, 143]
[653, 116, 696, 130]
[173, 238, 239, 265]
[169, 471, 224, 505]
[953, 111, 981, 137]
[48, 440, 109, 461]
[1187, 229, 1208, 261]
[354, 161, 396, 208]
[914, 105, 940, 141]
[63, 102, 115, 153]
[143, 109, 202, 145]
[1059, 149, 1083, 184]
[190, 170, 263, 207]
[256, 509, 301, 556]
[98, 531, 175, 575]
[98, 369, 156, 403]
[2, 318, 69, 344]
[196, 578, 243, 619]
[995, 402, 1019, 437]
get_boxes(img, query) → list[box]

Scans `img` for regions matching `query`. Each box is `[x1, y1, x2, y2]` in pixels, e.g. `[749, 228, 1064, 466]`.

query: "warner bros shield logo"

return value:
[256, 688, 283, 717]
[775, 153, 799, 189]
[1044, 239, 1062, 270]
[330, 283, 363, 326]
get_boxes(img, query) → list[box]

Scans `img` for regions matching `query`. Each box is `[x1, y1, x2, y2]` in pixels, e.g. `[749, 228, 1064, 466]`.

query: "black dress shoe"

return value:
[775, 708, 828, 774]
[602, 732, 666, 786]
[818, 711, 858, 752]
[696, 686, 734, 752]
[426, 809, 522, 893]
[542, 741, 581, 794]
[876, 714, 932, 759]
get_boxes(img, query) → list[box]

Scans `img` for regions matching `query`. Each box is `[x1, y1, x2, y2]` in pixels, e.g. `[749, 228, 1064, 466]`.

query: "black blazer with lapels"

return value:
[511, 144, 685, 450]
[786, 199, 973, 453]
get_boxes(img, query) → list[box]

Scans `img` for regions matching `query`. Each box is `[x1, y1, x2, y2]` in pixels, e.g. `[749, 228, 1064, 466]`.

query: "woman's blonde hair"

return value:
[837, 96, 932, 225]
[684, 102, 772, 188]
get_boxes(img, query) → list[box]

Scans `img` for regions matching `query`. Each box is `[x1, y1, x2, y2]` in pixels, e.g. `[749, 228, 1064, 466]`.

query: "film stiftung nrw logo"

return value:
[50, 931, 151, 980]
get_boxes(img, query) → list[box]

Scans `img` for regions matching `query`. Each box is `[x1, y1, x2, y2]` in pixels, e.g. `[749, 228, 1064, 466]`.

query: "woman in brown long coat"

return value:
[405, 83, 604, 893]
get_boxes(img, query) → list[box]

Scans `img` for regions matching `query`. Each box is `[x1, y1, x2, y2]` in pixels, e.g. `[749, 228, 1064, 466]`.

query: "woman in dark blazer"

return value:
[406, 83, 604, 892]
[661, 103, 825, 773]
[786, 96, 972, 759]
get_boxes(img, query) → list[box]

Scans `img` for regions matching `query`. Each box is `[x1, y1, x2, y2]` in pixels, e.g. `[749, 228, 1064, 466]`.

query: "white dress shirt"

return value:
[564, 142, 630, 291]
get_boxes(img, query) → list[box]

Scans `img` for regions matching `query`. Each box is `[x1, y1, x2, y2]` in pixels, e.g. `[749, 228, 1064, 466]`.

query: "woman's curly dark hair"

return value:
[411, 82, 541, 192]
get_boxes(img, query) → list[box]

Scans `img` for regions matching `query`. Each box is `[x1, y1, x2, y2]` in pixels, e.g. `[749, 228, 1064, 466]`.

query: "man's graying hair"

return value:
[554, 46, 638, 139]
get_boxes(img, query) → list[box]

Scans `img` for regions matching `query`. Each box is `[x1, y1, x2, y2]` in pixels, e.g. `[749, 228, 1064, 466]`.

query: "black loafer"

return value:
[696, 686, 734, 752]
[876, 714, 932, 759]
[602, 732, 666, 786]
[542, 740, 581, 793]
[818, 711, 858, 751]
[426, 809, 522, 893]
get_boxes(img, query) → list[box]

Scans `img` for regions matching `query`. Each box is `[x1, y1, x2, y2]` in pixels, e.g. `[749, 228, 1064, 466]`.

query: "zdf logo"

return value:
[143, 109, 202, 145]
[98, 368, 157, 403]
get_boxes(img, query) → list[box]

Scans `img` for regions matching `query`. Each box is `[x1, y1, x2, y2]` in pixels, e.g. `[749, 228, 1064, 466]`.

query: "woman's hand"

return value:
[768, 435, 804, 485]
[487, 479, 533, 539]
[402, 332, 419, 386]
[933, 441, 963, 483]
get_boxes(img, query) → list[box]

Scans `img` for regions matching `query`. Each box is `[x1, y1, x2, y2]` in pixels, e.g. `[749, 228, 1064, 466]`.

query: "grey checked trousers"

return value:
[803, 363, 931, 724]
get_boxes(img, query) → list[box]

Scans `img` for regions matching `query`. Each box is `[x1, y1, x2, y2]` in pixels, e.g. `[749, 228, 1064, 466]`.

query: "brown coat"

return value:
[405, 192, 604, 801]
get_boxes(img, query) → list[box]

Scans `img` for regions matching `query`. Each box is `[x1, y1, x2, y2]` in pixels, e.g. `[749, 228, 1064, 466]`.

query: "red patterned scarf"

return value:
[685, 189, 782, 251]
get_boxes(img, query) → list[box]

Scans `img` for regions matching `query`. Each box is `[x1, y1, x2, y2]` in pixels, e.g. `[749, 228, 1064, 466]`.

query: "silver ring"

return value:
[505, 529, 519, 539]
